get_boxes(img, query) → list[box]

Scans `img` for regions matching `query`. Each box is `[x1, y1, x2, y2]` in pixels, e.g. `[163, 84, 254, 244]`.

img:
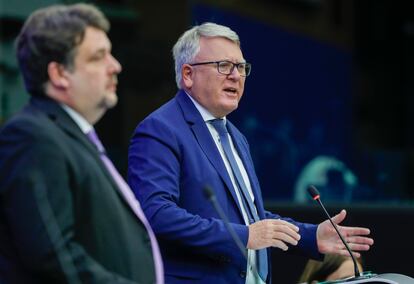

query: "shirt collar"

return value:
[184, 91, 226, 123]
[60, 104, 93, 134]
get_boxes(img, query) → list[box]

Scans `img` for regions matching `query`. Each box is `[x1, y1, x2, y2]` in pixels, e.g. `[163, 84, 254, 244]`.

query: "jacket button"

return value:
[240, 270, 246, 278]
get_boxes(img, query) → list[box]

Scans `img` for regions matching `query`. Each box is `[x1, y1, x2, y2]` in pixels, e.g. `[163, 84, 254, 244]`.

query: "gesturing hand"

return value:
[247, 219, 301, 251]
[317, 209, 374, 258]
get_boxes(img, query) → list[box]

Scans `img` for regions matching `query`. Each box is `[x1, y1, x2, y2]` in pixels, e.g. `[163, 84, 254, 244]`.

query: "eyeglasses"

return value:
[189, 60, 251, 77]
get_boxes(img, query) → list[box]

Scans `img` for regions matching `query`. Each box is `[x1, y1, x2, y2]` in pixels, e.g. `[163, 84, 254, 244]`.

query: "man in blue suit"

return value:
[128, 22, 373, 283]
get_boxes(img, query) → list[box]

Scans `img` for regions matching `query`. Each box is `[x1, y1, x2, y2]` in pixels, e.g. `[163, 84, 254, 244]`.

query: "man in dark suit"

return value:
[128, 23, 373, 283]
[0, 4, 163, 283]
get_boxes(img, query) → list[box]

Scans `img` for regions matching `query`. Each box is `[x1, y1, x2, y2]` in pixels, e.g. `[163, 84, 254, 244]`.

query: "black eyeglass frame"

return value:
[189, 60, 252, 77]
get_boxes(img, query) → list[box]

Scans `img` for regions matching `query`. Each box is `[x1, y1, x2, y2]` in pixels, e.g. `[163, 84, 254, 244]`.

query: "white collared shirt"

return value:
[186, 92, 264, 284]
[60, 104, 93, 135]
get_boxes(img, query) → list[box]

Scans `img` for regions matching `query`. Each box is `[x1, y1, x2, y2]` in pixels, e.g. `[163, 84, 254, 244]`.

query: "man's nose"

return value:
[228, 65, 242, 80]
[108, 54, 122, 74]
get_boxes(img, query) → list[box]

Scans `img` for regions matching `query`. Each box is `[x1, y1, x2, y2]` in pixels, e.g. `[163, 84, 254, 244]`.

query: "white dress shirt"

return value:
[186, 93, 265, 284]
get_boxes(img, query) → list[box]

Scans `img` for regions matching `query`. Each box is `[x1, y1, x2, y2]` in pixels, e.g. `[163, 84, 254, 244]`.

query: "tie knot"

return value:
[86, 129, 105, 153]
[209, 119, 228, 136]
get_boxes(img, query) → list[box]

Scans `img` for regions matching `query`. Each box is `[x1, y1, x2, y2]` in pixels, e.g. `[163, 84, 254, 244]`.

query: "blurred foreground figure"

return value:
[0, 4, 163, 283]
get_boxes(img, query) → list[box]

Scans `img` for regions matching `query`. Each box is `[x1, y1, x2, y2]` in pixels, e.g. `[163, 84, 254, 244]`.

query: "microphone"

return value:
[307, 185, 361, 278]
[203, 185, 247, 259]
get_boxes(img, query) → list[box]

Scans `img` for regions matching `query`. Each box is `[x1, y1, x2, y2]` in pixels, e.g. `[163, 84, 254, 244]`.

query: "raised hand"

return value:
[316, 209, 374, 258]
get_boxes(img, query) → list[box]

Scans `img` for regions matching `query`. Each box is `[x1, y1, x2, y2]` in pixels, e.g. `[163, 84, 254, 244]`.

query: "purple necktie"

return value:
[86, 130, 164, 284]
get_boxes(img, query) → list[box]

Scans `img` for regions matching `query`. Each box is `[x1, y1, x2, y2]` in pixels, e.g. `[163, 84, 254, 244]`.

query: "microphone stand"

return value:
[308, 185, 361, 278]
[203, 185, 247, 259]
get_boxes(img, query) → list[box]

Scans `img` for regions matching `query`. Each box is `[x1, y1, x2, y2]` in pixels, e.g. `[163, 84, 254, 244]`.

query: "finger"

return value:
[270, 219, 300, 231]
[342, 227, 371, 236]
[328, 242, 362, 258]
[273, 231, 299, 246]
[331, 209, 346, 225]
[348, 243, 371, 252]
[270, 239, 289, 251]
[274, 225, 301, 242]
[346, 236, 374, 245]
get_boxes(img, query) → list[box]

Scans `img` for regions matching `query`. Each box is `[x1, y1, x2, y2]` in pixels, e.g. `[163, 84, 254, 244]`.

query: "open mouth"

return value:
[223, 87, 238, 95]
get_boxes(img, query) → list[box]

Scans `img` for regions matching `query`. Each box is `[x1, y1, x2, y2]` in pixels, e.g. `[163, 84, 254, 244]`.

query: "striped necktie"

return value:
[209, 119, 268, 282]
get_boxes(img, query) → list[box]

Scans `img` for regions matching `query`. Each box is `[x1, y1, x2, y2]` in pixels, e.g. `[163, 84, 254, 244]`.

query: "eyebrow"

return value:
[88, 47, 108, 59]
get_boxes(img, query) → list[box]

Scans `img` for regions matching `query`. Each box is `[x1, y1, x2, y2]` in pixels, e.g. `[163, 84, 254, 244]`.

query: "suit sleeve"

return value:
[263, 210, 320, 259]
[239, 130, 321, 259]
[128, 118, 249, 258]
[0, 123, 138, 284]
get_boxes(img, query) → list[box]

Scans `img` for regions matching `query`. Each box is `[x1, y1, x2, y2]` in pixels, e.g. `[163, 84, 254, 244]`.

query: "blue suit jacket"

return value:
[128, 91, 320, 283]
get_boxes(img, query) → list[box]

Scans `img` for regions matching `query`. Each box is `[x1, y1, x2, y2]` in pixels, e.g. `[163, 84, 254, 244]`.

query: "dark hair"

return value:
[298, 254, 363, 283]
[15, 3, 109, 96]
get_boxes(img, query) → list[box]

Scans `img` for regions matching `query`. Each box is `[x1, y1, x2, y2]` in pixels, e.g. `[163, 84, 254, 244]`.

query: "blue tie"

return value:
[209, 119, 268, 282]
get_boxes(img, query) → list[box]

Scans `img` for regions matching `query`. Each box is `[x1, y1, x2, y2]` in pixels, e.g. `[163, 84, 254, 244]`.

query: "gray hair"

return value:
[172, 22, 240, 89]
[16, 3, 109, 96]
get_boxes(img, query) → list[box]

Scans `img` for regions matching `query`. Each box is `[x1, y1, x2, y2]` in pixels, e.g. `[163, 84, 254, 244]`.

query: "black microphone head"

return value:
[203, 185, 214, 200]
[307, 185, 320, 200]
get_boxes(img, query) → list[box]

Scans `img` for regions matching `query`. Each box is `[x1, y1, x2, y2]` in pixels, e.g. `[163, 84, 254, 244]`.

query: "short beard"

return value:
[98, 92, 118, 110]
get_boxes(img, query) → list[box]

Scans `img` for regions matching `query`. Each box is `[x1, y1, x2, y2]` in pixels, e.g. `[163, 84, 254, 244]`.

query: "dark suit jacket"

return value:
[128, 91, 320, 284]
[0, 96, 155, 284]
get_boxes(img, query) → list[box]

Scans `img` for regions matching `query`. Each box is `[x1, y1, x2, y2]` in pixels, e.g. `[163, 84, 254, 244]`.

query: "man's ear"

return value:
[46, 62, 72, 105]
[181, 64, 193, 89]
[47, 62, 69, 89]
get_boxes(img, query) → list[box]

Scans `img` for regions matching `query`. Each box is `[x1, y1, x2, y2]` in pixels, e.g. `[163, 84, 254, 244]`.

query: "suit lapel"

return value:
[175, 91, 245, 217]
[31, 97, 96, 155]
[31, 97, 134, 212]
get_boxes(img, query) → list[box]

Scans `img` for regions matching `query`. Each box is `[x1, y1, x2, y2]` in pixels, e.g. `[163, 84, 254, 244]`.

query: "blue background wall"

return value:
[193, 4, 353, 200]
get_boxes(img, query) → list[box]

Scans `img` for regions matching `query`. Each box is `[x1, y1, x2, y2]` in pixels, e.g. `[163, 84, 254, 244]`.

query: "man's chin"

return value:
[225, 102, 239, 113]
[216, 104, 239, 117]
[104, 93, 118, 109]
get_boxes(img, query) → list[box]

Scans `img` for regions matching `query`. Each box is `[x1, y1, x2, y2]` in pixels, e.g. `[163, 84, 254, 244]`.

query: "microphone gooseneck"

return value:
[203, 185, 247, 259]
[307, 185, 361, 278]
